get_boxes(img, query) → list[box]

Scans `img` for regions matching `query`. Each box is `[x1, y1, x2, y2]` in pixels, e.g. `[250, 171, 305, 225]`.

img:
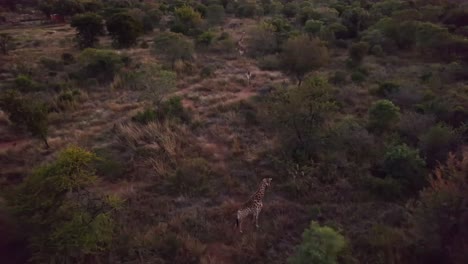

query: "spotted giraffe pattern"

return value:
[236, 178, 272, 233]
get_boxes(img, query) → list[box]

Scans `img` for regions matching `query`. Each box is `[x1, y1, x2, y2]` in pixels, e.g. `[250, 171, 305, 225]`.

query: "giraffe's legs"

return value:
[255, 207, 262, 229]
[239, 218, 243, 233]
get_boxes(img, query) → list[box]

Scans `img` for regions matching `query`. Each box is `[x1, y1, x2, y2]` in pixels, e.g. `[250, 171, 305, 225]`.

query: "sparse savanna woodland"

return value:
[0, 0, 467, 264]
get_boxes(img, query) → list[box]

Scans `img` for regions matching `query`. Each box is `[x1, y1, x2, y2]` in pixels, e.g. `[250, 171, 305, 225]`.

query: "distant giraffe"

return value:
[245, 71, 252, 86]
[236, 178, 272, 233]
[236, 31, 247, 56]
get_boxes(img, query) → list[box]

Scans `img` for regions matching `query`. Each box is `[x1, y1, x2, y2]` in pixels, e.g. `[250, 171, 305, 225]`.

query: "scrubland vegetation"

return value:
[0, 0, 467, 263]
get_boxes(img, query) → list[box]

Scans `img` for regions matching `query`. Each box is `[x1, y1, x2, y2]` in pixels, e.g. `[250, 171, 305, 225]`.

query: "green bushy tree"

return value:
[419, 124, 459, 166]
[349, 42, 369, 64]
[383, 144, 427, 195]
[206, 4, 225, 25]
[368, 99, 400, 132]
[70, 12, 104, 48]
[172, 5, 203, 36]
[8, 146, 121, 262]
[280, 35, 329, 85]
[341, 7, 370, 37]
[262, 77, 337, 162]
[153, 32, 194, 68]
[77, 48, 125, 83]
[0, 90, 49, 147]
[289, 221, 346, 264]
[106, 12, 143, 48]
[304, 19, 323, 37]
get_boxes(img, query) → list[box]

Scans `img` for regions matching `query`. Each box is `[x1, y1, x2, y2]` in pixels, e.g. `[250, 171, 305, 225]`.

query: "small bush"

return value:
[196, 31, 216, 47]
[200, 65, 215, 78]
[383, 144, 427, 195]
[364, 176, 403, 201]
[106, 12, 143, 48]
[206, 4, 225, 25]
[167, 158, 213, 196]
[132, 108, 157, 124]
[419, 124, 459, 166]
[289, 221, 346, 264]
[172, 5, 203, 36]
[153, 32, 194, 68]
[14, 74, 35, 91]
[304, 19, 323, 36]
[349, 42, 369, 64]
[39, 57, 63, 71]
[61, 53, 75, 64]
[94, 148, 127, 181]
[376, 81, 400, 97]
[70, 12, 104, 48]
[329, 71, 347, 85]
[351, 71, 366, 83]
[158, 96, 190, 123]
[77, 48, 125, 83]
[368, 99, 400, 133]
[370, 44, 384, 56]
[258, 54, 281, 71]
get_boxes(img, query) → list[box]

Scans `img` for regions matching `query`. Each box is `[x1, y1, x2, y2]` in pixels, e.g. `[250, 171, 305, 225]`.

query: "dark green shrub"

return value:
[341, 7, 370, 37]
[106, 12, 143, 48]
[14, 74, 35, 91]
[304, 19, 323, 36]
[206, 4, 225, 25]
[280, 35, 329, 85]
[351, 71, 366, 83]
[61, 52, 75, 64]
[94, 148, 128, 181]
[200, 65, 215, 78]
[419, 124, 459, 166]
[158, 96, 190, 123]
[370, 44, 384, 56]
[364, 176, 403, 201]
[132, 108, 157, 124]
[376, 81, 400, 97]
[153, 32, 194, 68]
[368, 99, 400, 132]
[288, 221, 346, 264]
[77, 48, 124, 83]
[70, 12, 104, 48]
[196, 31, 216, 46]
[39, 57, 63, 71]
[172, 5, 202, 36]
[8, 146, 119, 262]
[0, 90, 49, 147]
[283, 2, 298, 18]
[236, 2, 263, 18]
[383, 144, 427, 194]
[349, 42, 369, 64]
[167, 158, 213, 196]
[262, 77, 337, 162]
[258, 54, 281, 71]
[329, 71, 347, 85]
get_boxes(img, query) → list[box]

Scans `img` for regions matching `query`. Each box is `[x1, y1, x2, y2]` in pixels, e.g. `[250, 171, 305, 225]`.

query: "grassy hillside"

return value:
[0, 0, 467, 263]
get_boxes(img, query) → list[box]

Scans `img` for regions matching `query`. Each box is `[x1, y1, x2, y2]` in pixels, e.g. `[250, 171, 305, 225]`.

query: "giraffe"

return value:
[236, 178, 272, 233]
[236, 31, 247, 56]
[245, 70, 252, 86]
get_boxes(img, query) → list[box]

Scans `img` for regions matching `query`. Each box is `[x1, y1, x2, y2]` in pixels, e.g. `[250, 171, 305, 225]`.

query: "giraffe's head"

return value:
[262, 178, 272, 187]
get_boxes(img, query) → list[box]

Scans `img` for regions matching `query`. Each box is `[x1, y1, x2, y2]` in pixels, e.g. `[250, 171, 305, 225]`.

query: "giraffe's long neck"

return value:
[253, 183, 267, 202]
